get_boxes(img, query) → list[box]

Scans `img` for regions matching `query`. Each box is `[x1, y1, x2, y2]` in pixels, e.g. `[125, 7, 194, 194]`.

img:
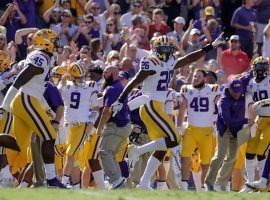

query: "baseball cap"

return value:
[132, 0, 142, 5]
[228, 78, 243, 93]
[62, 9, 72, 17]
[118, 71, 130, 80]
[204, 6, 215, 16]
[229, 35, 240, 41]
[173, 17, 186, 25]
[190, 28, 200, 35]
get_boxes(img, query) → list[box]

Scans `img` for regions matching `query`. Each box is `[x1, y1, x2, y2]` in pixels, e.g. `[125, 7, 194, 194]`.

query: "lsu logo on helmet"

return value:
[153, 35, 174, 62]
[252, 56, 270, 79]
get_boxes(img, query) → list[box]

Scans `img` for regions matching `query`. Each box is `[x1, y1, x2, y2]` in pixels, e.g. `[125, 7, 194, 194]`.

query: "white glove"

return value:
[111, 100, 123, 117]
[252, 99, 270, 112]
[212, 32, 226, 48]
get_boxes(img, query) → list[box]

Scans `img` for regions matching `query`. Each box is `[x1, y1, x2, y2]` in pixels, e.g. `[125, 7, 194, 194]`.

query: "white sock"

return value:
[0, 165, 13, 179]
[139, 156, 161, 187]
[73, 182, 80, 189]
[18, 181, 28, 188]
[245, 159, 256, 182]
[61, 175, 70, 185]
[179, 180, 188, 190]
[192, 171, 202, 191]
[92, 170, 105, 189]
[156, 181, 168, 190]
[258, 159, 266, 177]
[44, 164, 56, 180]
[137, 138, 167, 155]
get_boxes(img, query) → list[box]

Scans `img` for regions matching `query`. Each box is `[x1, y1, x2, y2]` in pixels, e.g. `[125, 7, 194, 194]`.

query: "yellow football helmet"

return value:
[0, 50, 11, 74]
[252, 56, 270, 79]
[51, 66, 67, 76]
[153, 35, 174, 62]
[67, 62, 86, 87]
[32, 29, 62, 54]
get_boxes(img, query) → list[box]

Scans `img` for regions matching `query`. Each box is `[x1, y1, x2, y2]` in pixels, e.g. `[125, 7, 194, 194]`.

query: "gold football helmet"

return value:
[152, 35, 174, 62]
[252, 56, 270, 80]
[0, 50, 11, 74]
[51, 66, 67, 85]
[67, 62, 86, 87]
[32, 29, 62, 54]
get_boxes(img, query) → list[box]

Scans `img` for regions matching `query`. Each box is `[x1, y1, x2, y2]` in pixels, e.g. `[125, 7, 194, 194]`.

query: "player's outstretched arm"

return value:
[1, 64, 43, 112]
[174, 32, 225, 70]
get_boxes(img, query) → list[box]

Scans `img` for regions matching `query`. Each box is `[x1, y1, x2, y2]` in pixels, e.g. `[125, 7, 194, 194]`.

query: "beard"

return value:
[102, 75, 114, 90]
[193, 81, 205, 89]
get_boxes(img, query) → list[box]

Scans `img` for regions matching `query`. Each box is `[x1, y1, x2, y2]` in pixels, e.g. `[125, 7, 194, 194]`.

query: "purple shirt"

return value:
[256, 0, 270, 24]
[231, 5, 257, 41]
[104, 80, 130, 127]
[17, 0, 36, 28]
[76, 29, 100, 49]
[5, 17, 22, 42]
[44, 82, 64, 112]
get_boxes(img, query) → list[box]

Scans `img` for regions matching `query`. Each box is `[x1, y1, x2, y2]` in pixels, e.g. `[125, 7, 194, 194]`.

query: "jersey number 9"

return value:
[70, 92, 81, 109]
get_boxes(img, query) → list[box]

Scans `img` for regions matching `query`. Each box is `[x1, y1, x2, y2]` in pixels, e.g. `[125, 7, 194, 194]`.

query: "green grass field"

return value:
[0, 189, 268, 200]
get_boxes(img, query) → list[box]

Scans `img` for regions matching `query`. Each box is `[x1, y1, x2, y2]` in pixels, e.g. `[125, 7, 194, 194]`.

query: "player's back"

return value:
[182, 84, 221, 127]
[140, 54, 177, 102]
[61, 81, 98, 122]
[20, 50, 52, 100]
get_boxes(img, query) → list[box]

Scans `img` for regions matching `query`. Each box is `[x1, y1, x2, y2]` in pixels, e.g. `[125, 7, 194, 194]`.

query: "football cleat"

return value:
[46, 178, 71, 189]
[245, 180, 268, 192]
[108, 176, 125, 190]
[127, 144, 140, 172]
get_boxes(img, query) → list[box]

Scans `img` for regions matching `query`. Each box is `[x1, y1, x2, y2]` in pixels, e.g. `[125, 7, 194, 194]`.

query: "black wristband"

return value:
[202, 43, 214, 53]
[51, 120, 60, 125]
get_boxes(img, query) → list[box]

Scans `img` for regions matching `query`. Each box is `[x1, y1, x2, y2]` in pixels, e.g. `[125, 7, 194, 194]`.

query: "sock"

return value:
[137, 138, 167, 155]
[192, 171, 202, 191]
[180, 180, 188, 190]
[92, 170, 105, 189]
[44, 164, 56, 180]
[0, 165, 13, 179]
[262, 154, 270, 179]
[259, 177, 268, 186]
[156, 181, 168, 190]
[258, 159, 266, 177]
[18, 180, 28, 188]
[245, 159, 256, 182]
[139, 156, 161, 187]
[163, 160, 170, 177]
[61, 175, 70, 185]
[73, 182, 80, 189]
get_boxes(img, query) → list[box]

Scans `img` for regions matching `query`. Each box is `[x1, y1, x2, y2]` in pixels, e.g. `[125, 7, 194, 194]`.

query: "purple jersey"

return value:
[44, 82, 64, 112]
[104, 80, 130, 127]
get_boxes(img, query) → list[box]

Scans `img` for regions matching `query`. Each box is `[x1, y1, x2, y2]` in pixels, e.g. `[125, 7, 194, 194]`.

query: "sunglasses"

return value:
[107, 23, 114, 26]
[81, 51, 89, 54]
[112, 56, 119, 60]
[85, 21, 93, 24]
[114, 11, 121, 15]
[92, 7, 100, 10]
[0, 38, 5, 41]
[133, 4, 141, 8]
[62, 14, 71, 18]
[230, 40, 239, 43]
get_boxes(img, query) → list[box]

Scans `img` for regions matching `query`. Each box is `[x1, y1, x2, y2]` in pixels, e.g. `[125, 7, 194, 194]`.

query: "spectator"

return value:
[17, 0, 36, 28]
[159, 0, 181, 29]
[105, 50, 120, 66]
[0, 3, 27, 43]
[220, 35, 250, 81]
[90, 38, 103, 61]
[166, 16, 186, 44]
[0, 33, 7, 51]
[53, 9, 78, 46]
[120, 0, 147, 28]
[148, 8, 171, 39]
[255, 0, 270, 55]
[231, 0, 257, 59]
[205, 78, 253, 191]
[102, 17, 121, 56]
[15, 28, 38, 59]
[97, 66, 132, 189]
[42, 3, 62, 29]
[262, 19, 270, 59]
[73, 14, 100, 49]
[89, 65, 103, 91]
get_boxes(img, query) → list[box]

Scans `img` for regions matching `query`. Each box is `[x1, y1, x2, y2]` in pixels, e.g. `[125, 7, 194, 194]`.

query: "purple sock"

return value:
[262, 151, 270, 179]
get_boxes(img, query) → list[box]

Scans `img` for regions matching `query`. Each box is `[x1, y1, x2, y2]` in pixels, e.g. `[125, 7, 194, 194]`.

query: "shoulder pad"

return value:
[146, 56, 159, 66]
[181, 85, 188, 93]
[211, 84, 219, 92]
[88, 80, 96, 88]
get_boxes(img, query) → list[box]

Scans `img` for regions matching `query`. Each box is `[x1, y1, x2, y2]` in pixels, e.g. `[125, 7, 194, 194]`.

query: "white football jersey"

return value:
[181, 84, 221, 127]
[165, 88, 176, 115]
[60, 81, 99, 122]
[246, 76, 270, 116]
[140, 54, 177, 102]
[20, 50, 54, 100]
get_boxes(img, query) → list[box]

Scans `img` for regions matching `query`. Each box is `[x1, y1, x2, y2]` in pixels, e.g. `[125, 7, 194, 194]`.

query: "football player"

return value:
[59, 62, 103, 188]
[242, 57, 270, 192]
[0, 29, 67, 188]
[111, 34, 225, 189]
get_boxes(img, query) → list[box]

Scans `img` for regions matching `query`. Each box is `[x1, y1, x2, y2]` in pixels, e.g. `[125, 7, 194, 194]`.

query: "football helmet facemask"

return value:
[252, 56, 270, 80]
[67, 62, 87, 87]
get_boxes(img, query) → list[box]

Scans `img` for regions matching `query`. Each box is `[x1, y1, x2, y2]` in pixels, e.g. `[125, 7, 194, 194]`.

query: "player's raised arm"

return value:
[174, 33, 225, 70]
